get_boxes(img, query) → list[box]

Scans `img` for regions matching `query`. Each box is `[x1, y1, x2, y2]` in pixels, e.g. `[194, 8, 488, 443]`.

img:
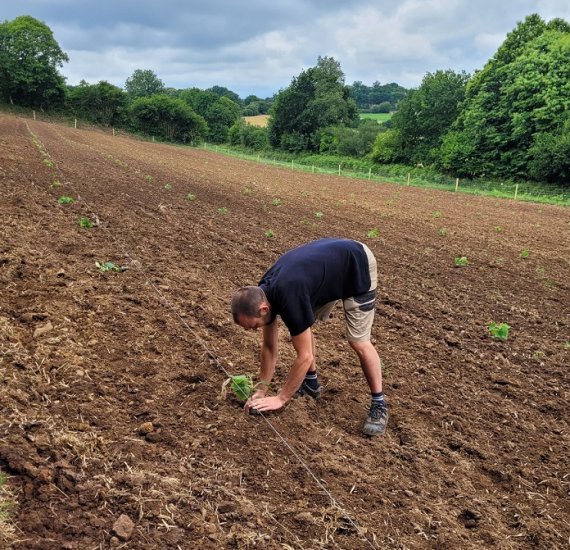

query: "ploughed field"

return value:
[1, 114, 568, 549]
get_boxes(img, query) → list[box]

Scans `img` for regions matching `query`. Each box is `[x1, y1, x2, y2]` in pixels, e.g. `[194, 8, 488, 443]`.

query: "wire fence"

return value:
[201, 143, 569, 206]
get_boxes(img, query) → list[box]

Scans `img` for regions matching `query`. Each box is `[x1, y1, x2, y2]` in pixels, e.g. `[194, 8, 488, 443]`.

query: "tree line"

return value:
[1, 14, 568, 185]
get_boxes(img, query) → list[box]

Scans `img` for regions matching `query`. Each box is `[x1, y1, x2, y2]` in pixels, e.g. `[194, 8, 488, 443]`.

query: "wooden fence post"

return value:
[33, 110, 36, 120]
[338, 164, 341, 176]
[455, 178, 459, 192]
[368, 167, 372, 180]
[407, 173, 411, 185]
[74, 119, 77, 129]
[514, 184, 519, 200]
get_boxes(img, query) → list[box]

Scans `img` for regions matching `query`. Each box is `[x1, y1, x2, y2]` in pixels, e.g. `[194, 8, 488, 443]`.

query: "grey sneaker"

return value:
[295, 380, 322, 399]
[363, 402, 388, 436]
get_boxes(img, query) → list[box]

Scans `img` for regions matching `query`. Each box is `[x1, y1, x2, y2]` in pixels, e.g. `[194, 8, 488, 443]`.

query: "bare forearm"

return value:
[259, 346, 276, 386]
[278, 354, 312, 401]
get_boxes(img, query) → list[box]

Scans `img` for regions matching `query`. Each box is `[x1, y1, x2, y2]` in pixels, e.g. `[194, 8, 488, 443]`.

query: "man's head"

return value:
[231, 286, 272, 330]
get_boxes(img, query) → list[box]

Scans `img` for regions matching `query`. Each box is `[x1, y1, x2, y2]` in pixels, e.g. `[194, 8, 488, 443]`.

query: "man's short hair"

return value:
[231, 286, 266, 322]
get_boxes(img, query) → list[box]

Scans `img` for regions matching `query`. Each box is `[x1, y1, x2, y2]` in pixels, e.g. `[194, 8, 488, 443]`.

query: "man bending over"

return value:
[231, 237, 388, 436]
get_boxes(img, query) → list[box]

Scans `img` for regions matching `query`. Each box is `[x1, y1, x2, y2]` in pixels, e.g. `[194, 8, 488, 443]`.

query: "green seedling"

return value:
[488, 322, 510, 341]
[186, 193, 196, 201]
[438, 227, 447, 237]
[95, 261, 121, 273]
[145, 175, 153, 183]
[222, 374, 255, 402]
[454, 256, 469, 267]
[564, 342, 570, 349]
[272, 198, 282, 206]
[218, 207, 229, 214]
[79, 217, 94, 229]
[51, 180, 62, 188]
[315, 211, 324, 219]
[520, 249, 530, 259]
[495, 226, 503, 233]
[432, 211, 442, 218]
[164, 183, 172, 190]
[43, 158, 54, 168]
[367, 228, 380, 238]
[264, 230, 275, 239]
[58, 196, 74, 205]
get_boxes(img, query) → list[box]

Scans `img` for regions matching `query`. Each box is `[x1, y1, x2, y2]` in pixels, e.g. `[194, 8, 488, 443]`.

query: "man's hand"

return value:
[244, 394, 287, 414]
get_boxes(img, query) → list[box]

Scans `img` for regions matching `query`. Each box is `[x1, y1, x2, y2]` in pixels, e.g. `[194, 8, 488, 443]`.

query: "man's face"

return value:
[237, 305, 271, 331]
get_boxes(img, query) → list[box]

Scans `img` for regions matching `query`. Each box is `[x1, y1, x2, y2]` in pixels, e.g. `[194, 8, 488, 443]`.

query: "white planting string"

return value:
[25, 121, 378, 549]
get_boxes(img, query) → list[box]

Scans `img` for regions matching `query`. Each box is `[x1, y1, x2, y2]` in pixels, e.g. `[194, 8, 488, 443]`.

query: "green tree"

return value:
[268, 56, 358, 152]
[319, 119, 381, 157]
[179, 88, 240, 142]
[207, 85, 241, 103]
[439, 14, 570, 180]
[386, 69, 469, 164]
[125, 69, 165, 100]
[528, 113, 570, 183]
[129, 94, 207, 143]
[228, 119, 269, 150]
[205, 96, 241, 143]
[0, 15, 68, 108]
[67, 80, 127, 125]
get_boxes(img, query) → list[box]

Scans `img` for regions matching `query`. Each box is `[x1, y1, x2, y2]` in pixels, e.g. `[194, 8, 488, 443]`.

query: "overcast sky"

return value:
[4, 1, 570, 98]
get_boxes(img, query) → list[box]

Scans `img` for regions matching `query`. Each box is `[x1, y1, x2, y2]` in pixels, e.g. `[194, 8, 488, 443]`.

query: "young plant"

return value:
[264, 229, 275, 239]
[367, 228, 380, 238]
[79, 217, 94, 229]
[145, 175, 153, 183]
[432, 211, 442, 218]
[95, 261, 122, 273]
[520, 249, 530, 259]
[218, 207, 229, 214]
[186, 193, 196, 201]
[272, 198, 282, 206]
[315, 211, 324, 219]
[454, 256, 469, 267]
[438, 227, 447, 237]
[51, 180, 62, 188]
[58, 196, 74, 205]
[222, 374, 255, 402]
[164, 183, 172, 190]
[43, 158, 54, 168]
[488, 322, 510, 341]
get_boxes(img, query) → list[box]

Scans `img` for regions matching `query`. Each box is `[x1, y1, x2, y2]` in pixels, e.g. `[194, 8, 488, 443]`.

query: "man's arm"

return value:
[278, 328, 313, 400]
[245, 327, 313, 413]
[258, 320, 279, 392]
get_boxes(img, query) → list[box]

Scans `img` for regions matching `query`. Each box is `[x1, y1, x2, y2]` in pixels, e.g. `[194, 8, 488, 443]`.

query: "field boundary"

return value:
[200, 143, 570, 206]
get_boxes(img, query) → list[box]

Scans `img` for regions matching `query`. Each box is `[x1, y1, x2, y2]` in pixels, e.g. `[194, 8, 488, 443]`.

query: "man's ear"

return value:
[259, 303, 270, 316]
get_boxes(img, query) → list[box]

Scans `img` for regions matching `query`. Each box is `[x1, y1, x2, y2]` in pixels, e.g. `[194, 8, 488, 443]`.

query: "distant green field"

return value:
[359, 112, 392, 123]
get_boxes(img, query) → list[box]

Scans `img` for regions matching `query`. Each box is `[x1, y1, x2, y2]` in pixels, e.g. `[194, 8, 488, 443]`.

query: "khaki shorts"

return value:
[314, 243, 377, 342]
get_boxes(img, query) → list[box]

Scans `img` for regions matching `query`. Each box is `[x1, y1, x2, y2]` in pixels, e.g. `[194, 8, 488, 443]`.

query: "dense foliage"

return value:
[268, 56, 358, 152]
[0, 15, 68, 108]
[371, 70, 469, 164]
[67, 80, 127, 126]
[348, 81, 408, 111]
[438, 15, 570, 183]
[179, 87, 241, 143]
[129, 95, 207, 143]
[125, 69, 165, 100]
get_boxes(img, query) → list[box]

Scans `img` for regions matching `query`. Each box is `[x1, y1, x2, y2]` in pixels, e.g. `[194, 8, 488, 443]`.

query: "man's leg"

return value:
[297, 330, 321, 398]
[348, 340, 382, 393]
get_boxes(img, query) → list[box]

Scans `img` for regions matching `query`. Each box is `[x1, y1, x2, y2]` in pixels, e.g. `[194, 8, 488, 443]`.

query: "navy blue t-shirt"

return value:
[259, 238, 371, 336]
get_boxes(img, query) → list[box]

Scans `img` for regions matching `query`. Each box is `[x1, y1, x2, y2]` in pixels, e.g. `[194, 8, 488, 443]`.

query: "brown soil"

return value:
[1, 114, 569, 550]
